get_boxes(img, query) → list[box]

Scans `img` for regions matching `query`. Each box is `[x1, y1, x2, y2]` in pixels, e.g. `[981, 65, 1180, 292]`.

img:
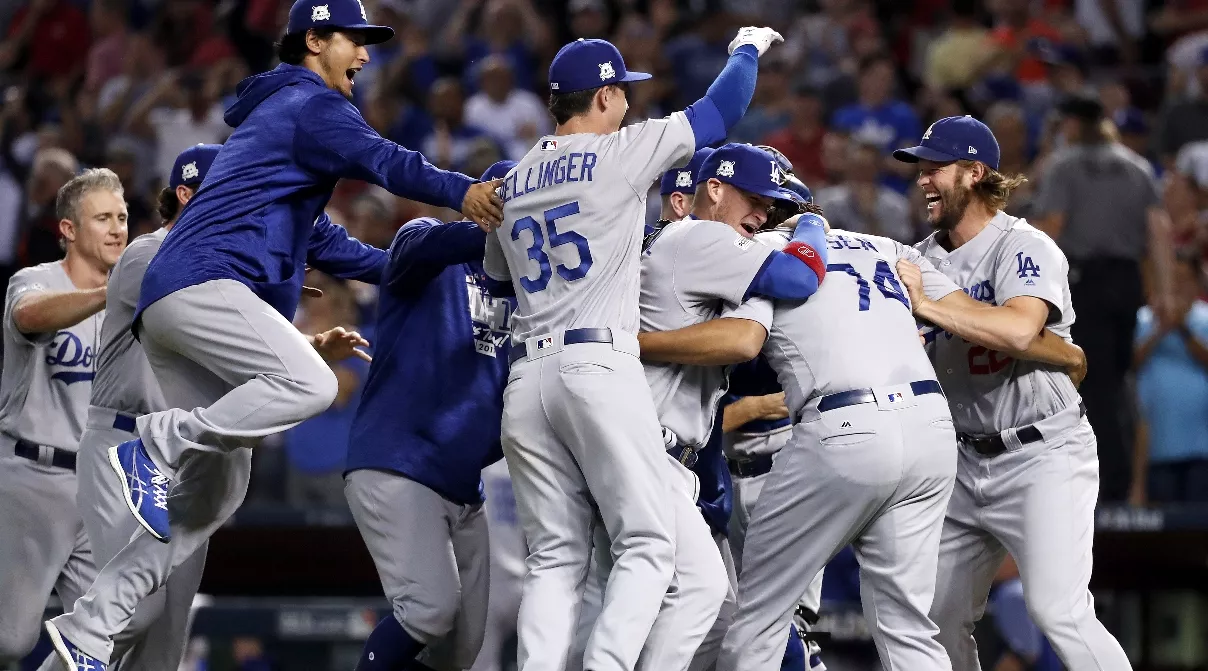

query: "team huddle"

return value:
[0, 1, 1136, 671]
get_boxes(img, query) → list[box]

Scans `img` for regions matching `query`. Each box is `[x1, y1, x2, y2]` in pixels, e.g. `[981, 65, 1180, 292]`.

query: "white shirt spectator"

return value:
[149, 104, 229, 183]
[464, 88, 551, 161]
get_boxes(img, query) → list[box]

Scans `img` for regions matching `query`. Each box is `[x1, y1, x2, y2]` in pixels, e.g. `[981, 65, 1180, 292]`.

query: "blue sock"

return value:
[782, 623, 806, 671]
[355, 616, 425, 670]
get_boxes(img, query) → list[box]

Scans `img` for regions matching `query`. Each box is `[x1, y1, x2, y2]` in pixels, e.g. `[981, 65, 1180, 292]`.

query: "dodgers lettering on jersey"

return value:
[639, 217, 776, 446]
[0, 262, 102, 450]
[745, 230, 960, 419]
[92, 229, 168, 416]
[916, 211, 1080, 435]
[485, 113, 697, 342]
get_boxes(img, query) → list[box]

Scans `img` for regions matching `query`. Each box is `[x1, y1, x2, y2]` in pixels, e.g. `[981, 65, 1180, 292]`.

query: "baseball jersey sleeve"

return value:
[4, 268, 54, 345]
[994, 230, 1068, 323]
[112, 236, 160, 312]
[674, 222, 777, 308]
[721, 296, 774, 333]
[484, 230, 511, 282]
[613, 112, 696, 194]
[897, 244, 962, 301]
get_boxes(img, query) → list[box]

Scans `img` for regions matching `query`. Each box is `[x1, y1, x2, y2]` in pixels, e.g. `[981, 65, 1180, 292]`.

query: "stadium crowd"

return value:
[0, 0, 1206, 515]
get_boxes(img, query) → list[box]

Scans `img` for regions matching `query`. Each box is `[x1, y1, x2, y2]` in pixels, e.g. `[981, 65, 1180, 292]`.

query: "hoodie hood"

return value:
[224, 63, 328, 128]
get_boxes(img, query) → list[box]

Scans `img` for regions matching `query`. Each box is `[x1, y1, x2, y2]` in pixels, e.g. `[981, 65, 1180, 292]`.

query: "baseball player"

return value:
[570, 144, 831, 671]
[482, 30, 783, 671]
[652, 148, 712, 231]
[0, 168, 127, 666]
[892, 116, 1130, 670]
[43, 147, 377, 671]
[101, 0, 500, 552]
[343, 161, 518, 671]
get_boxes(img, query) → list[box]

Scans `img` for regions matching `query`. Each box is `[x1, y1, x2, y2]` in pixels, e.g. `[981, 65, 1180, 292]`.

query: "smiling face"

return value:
[310, 30, 370, 100]
[916, 159, 976, 231]
[697, 179, 773, 238]
[62, 188, 129, 269]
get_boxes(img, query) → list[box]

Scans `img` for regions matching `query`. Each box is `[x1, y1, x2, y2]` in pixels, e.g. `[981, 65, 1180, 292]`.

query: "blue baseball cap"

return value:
[480, 160, 517, 182]
[549, 38, 651, 94]
[697, 143, 793, 201]
[659, 149, 711, 196]
[893, 115, 1001, 170]
[286, 0, 394, 45]
[781, 174, 812, 205]
[169, 144, 222, 188]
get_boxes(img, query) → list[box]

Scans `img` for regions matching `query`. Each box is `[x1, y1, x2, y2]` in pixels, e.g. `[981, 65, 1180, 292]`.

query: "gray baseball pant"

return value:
[345, 470, 491, 670]
[929, 413, 1132, 671]
[0, 445, 94, 663]
[719, 393, 957, 671]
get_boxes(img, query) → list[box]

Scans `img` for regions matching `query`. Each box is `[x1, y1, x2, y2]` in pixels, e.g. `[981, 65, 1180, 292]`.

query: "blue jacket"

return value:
[345, 218, 515, 505]
[137, 64, 473, 322]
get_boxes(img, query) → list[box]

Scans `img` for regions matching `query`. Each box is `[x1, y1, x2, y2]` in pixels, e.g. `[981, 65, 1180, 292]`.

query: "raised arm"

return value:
[682, 28, 782, 149]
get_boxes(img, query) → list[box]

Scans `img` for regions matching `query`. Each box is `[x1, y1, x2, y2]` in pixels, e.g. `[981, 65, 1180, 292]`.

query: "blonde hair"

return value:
[957, 161, 1027, 212]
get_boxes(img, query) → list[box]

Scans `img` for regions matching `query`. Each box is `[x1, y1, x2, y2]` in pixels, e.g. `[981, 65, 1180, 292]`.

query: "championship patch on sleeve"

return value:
[734, 235, 755, 251]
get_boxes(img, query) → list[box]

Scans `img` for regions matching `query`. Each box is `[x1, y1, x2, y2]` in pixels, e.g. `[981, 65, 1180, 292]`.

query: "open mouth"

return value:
[925, 193, 941, 213]
[741, 222, 759, 236]
[346, 67, 360, 85]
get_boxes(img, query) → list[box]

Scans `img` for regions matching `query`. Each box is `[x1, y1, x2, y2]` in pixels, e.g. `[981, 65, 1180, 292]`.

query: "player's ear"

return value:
[176, 185, 194, 207]
[58, 217, 76, 244]
[304, 29, 328, 56]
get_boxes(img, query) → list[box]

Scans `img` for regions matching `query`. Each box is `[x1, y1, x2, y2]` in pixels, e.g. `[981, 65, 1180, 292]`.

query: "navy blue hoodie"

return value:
[136, 64, 475, 322]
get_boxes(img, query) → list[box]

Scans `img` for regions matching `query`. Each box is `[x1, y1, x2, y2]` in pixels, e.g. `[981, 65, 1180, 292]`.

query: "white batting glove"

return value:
[728, 26, 784, 57]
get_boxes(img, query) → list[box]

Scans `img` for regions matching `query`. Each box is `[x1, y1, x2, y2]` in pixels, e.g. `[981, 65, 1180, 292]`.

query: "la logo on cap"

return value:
[717, 161, 735, 177]
[181, 162, 199, 182]
[598, 62, 615, 81]
[356, 0, 366, 20]
[675, 171, 692, 187]
[922, 122, 935, 140]
[311, 4, 330, 20]
[770, 161, 786, 186]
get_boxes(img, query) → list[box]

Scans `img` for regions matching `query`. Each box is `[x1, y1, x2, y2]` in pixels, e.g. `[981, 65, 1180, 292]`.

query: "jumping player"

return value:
[0, 169, 127, 666]
[893, 115, 1129, 670]
[483, 29, 783, 671]
[344, 161, 518, 671]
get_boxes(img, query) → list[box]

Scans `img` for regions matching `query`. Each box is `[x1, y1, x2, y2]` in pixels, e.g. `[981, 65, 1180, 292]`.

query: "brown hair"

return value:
[957, 160, 1027, 212]
[156, 187, 179, 222]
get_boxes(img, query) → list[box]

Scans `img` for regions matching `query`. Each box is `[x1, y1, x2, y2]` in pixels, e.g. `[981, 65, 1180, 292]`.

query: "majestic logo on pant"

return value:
[46, 330, 95, 384]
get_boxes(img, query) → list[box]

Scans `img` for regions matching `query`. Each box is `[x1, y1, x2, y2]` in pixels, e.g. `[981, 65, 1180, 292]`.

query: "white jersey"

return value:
[639, 218, 776, 447]
[91, 229, 168, 415]
[746, 230, 961, 419]
[0, 262, 103, 450]
[915, 212, 1080, 435]
[485, 114, 697, 342]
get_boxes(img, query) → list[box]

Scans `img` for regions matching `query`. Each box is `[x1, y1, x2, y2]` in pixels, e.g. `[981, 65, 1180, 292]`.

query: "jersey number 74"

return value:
[512, 201, 594, 293]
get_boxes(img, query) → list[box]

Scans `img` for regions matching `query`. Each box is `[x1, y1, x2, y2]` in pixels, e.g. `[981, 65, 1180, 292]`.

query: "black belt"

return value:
[112, 412, 137, 433]
[958, 402, 1086, 457]
[794, 380, 945, 421]
[14, 439, 76, 471]
[509, 328, 613, 365]
[728, 454, 775, 478]
[667, 445, 699, 469]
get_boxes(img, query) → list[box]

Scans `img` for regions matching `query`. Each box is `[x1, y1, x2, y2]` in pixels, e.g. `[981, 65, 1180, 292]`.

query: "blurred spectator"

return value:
[1073, 0, 1144, 66]
[17, 147, 77, 270]
[464, 56, 551, 161]
[232, 636, 275, 671]
[355, 1, 439, 104]
[763, 86, 828, 189]
[988, 0, 1063, 90]
[664, 13, 734, 108]
[420, 77, 500, 172]
[1132, 254, 1208, 504]
[782, 0, 879, 93]
[1033, 94, 1173, 501]
[569, 0, 612, 39]
[85, 0, 129, 95]
[1114, 107, 1160, 176]
[440, 0, 552, 94]
[985, 101, 1039, 218]
[149, 0, 216, 68]
[285, 275, 369, 511]
[923, 0, 997, 91]
[1040, 44, 1095, 101]
[103, 139, 155, 236]
[0, 0, 90, 82]
[126, 67, 232, 184]
[830, 53, 921, 193]
[729, 62, 792, 144]
[1158, 47, 1208, 166]
[815, 139, 914, 243]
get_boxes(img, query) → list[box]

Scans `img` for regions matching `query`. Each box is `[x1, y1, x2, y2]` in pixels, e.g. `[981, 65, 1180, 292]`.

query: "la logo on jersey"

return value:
[466, 275, 514, 358]
[311, 4, 330, 21]
[1015, 252, 1040, 285]
[598, 62, 615, 81]
[46, 330, 94, 384]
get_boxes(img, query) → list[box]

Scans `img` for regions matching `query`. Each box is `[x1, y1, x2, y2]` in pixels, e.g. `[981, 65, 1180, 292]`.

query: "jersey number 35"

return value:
[513, 201, 594, 293]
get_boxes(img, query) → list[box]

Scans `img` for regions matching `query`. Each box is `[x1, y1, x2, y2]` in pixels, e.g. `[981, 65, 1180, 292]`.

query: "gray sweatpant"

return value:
[0, 446, 94, 663]
[346, 470, 491, 670]
[719, 393, 957, 671]
[135, 279, 338, 475]
[929, 413, 1132, 671]
[38, 407, 208, 671]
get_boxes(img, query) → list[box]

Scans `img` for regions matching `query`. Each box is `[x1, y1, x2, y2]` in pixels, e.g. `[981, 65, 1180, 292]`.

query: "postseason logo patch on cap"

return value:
[181, 162, 199, 182]
[598, 62, 615, 81]
[717, 161, 735, 177]
[311, 4, 330, 20]
[675, 170, 692, 188]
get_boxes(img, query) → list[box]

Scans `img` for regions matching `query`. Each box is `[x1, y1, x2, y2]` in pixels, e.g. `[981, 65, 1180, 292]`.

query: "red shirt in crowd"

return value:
[7, 0, 90, 79]
[990, 18, 1063, 84]
[762, 128, 827, 190]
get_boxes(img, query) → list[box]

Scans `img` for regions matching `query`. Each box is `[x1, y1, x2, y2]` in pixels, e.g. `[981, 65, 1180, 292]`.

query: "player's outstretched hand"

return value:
[728, 27, 784, 57]
[895, 259, 927, 310]
[312, 326, 372, 363]
[463, 179, 505, 232]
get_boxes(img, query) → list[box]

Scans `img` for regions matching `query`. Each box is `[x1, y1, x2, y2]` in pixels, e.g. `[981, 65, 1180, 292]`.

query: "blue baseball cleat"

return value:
[108, 438, 172, 542]
[45, 620, 107, 670]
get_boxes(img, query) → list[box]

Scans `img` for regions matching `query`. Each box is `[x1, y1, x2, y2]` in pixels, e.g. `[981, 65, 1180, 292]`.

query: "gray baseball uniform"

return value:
[571, 218, 779, 671]
[0, 262, 99, 662]
[45, 230, 211, 671]
[915, 212, 1131, 671]
[485, 115, 697, 671]
[718, 230, 962, 671]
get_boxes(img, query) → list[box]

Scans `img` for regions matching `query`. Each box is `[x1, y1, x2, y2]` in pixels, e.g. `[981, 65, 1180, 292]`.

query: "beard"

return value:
[929, 182, 972, 232]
